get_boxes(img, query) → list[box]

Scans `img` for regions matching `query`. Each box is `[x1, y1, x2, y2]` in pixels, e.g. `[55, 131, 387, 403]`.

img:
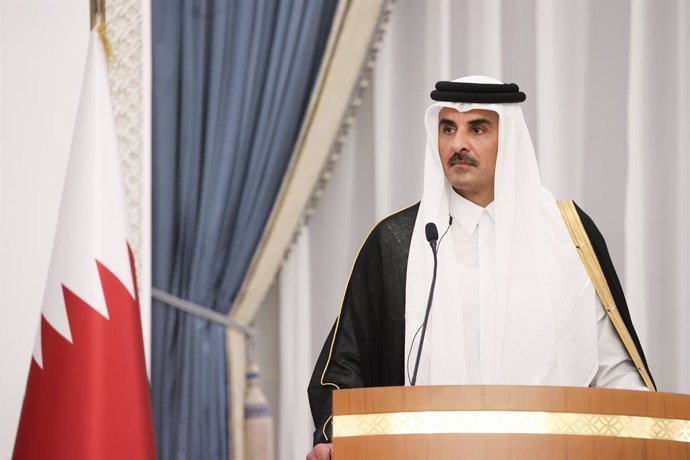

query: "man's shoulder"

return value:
[355, 202, 419, 275]
[377, 202, 420, 229]
[373, 202, 420, 242]
[358, 203, 420, 260]
[559, 200, 605, 248]
[570, 202, 601, 239]
[552, 199, 600, 238]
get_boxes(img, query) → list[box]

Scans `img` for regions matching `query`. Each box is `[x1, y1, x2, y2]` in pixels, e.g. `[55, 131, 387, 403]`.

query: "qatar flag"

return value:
[12, 30, 156, 459]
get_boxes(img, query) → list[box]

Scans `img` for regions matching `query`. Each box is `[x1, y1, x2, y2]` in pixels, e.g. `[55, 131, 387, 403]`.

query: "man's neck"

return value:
[453, 187, 494, 208]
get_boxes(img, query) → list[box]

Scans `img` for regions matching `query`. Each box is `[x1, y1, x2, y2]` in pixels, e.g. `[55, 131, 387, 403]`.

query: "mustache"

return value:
[448, 151, 479, 167]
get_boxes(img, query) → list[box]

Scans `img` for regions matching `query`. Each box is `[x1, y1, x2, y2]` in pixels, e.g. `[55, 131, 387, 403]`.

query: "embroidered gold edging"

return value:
[557, 200, 656, 391]
[333, 410, 689, 441]
[321, 415, 334, 442]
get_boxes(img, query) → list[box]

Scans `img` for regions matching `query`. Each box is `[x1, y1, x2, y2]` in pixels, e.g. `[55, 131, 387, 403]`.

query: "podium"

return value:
[332, 385, 690, 459]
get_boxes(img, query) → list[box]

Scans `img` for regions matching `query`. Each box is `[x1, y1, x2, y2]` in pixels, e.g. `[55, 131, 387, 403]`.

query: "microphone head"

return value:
[425, 223, 439, 242]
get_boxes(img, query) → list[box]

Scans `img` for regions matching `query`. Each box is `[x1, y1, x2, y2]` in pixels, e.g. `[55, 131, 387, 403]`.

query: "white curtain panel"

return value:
[625, 0, 690, 392]
[278, 0, 689, 453]
[278, 227, 314, 459]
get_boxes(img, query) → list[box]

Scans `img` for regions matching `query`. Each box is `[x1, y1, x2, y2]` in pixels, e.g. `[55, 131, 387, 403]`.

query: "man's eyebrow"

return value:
[439, 118, 457, 127]
[468, 118, 492, 127]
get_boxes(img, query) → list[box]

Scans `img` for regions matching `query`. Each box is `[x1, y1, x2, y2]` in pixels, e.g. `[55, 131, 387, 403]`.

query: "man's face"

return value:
[437, 107, 499, 202]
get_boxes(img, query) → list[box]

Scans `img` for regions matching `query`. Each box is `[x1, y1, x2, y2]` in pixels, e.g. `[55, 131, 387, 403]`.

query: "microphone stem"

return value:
[410, 242, 438, 386]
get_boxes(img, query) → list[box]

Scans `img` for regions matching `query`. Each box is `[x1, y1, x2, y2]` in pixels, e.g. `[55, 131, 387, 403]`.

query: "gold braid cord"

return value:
[557, 200, 656, 391]
[96, 20, 114, 63]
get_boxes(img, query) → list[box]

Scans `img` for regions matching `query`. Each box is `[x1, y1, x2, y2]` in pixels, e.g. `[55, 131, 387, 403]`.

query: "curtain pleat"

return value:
[625, 0, 689, 393]
[151, 1, 339, 458]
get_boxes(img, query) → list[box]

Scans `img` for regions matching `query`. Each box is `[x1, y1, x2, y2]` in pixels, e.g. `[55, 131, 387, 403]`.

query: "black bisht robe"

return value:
[307, 202, 654, 445]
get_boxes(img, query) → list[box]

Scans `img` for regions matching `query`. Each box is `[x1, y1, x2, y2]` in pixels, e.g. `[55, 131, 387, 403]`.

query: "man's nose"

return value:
[451, 131, 469, 152]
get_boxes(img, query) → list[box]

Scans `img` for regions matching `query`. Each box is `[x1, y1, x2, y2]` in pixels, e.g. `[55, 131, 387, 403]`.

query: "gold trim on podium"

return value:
[334, 410, 690, 443]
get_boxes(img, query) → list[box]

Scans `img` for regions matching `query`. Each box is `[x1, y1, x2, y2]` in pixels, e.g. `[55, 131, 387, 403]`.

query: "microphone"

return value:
[425, 222, 439, 250]
[410, 223, 439, 386]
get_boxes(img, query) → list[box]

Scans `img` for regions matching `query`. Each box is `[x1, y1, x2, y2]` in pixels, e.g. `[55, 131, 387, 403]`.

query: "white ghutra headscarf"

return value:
[405, 75, 600, 386]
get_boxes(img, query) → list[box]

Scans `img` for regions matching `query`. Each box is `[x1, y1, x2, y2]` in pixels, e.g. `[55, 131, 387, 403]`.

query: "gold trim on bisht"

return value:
[557, 200, 656, 391]
[333, 410, 690, 442]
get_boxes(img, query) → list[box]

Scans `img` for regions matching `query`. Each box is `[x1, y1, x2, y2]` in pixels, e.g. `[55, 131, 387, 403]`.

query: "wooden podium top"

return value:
[332, 385, 690, 459]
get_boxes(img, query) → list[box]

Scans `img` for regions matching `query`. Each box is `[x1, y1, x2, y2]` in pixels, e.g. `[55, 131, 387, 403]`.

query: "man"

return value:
[306, 76, 654, 460]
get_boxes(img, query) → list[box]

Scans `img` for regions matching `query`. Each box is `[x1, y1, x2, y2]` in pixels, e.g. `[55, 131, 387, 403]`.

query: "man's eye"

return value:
[471, 126, 484, 134]
[443, 126, 455, 134]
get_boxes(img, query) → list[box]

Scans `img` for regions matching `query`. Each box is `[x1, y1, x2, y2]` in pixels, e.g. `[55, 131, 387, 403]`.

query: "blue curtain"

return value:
[151, 1, 339, 458]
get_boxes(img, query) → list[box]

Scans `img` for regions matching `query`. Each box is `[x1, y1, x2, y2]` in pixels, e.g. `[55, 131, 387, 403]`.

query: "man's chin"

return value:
[445, 173, 474, 190]
[450, 184, 473, 196]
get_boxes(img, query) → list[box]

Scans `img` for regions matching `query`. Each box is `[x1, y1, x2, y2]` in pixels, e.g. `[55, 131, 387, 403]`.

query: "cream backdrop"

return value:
[274, 0, 689, 456]
[0, 3, 88, 456]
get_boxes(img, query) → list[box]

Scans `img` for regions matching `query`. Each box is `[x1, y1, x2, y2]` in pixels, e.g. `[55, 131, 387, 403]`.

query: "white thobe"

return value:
[447, 192, 647, 390]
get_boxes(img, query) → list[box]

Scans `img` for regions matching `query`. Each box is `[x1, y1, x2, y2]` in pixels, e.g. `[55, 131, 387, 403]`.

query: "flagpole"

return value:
[90, 0, 106, 30]
[90, 0, 113, 62]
